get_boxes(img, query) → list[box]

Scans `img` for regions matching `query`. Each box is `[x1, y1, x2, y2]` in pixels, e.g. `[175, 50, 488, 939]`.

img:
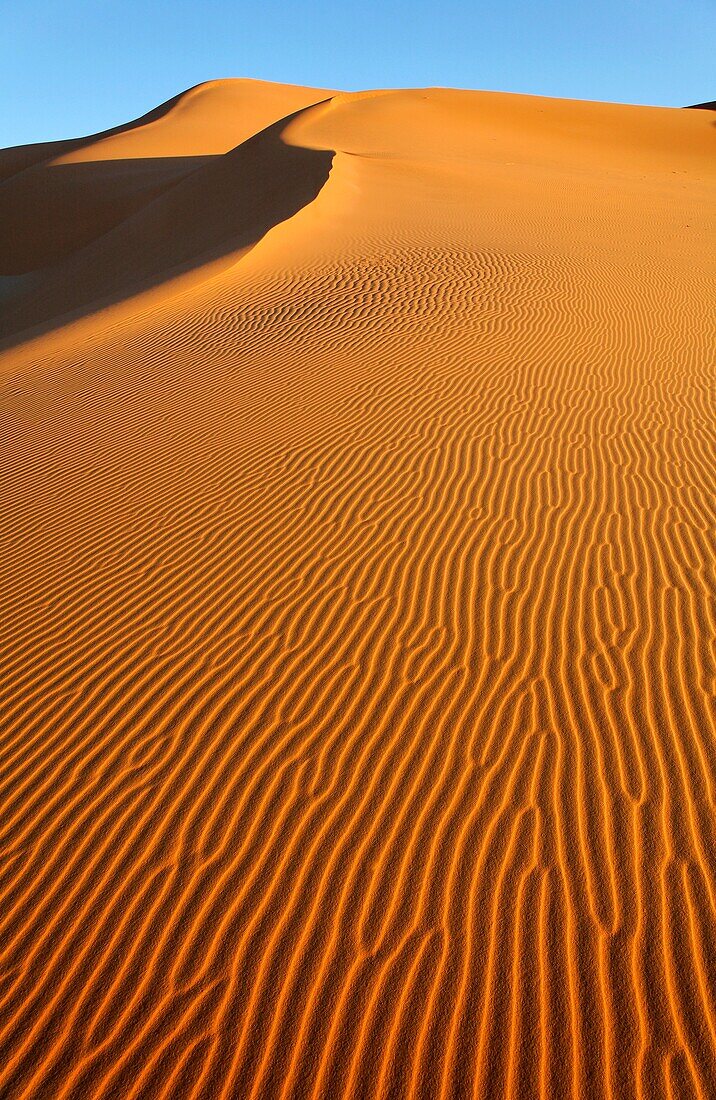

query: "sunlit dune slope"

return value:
[0, 83, 715, 1100]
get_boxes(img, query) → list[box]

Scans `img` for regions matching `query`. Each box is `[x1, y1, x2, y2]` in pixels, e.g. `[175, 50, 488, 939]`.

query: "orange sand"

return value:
[0, 79, 715, 1099]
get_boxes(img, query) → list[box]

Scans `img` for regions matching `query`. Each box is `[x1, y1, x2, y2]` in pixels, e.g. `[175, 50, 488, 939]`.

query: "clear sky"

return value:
[2, 0, 714, 148]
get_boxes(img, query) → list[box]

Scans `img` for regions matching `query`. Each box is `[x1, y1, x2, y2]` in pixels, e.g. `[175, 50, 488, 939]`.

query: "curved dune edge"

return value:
[1, 85, 715, 1099]
[1, 94, 338, 344]
[0, 79, 335, 275]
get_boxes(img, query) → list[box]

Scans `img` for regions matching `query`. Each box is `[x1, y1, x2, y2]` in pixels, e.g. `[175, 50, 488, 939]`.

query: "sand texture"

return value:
[1, 80, 715, 1099]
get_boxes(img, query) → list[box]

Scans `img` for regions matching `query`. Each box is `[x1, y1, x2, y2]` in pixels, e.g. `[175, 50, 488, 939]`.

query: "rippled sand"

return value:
[1, 81, 714, 1099]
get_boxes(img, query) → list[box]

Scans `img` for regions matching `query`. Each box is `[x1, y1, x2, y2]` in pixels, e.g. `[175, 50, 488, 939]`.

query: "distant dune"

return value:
[0, 79, 715, 1099]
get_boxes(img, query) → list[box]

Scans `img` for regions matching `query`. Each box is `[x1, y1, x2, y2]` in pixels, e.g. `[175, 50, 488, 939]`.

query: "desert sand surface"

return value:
[0, 78, 715, 1099]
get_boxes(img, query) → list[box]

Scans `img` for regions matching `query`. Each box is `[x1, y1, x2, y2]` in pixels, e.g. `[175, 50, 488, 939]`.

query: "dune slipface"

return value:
[0, 80, 715, 1099]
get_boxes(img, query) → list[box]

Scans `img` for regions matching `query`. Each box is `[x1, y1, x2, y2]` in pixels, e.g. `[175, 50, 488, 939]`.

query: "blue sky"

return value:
[2, 0, 714, 147]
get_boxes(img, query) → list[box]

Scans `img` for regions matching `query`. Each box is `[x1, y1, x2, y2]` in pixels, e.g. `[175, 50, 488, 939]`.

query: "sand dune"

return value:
[1, 80, 715, 1099]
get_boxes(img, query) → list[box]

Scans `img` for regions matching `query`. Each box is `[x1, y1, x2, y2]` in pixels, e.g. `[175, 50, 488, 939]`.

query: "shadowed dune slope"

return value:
[0, 85, 715, 1100]
[1, 103, 335, 342]
[0, 79, 333, 275]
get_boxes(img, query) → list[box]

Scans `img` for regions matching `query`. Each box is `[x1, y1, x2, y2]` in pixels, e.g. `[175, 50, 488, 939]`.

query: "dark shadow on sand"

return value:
[0, 157, 214, 275]
[1, 108, 334, 350]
